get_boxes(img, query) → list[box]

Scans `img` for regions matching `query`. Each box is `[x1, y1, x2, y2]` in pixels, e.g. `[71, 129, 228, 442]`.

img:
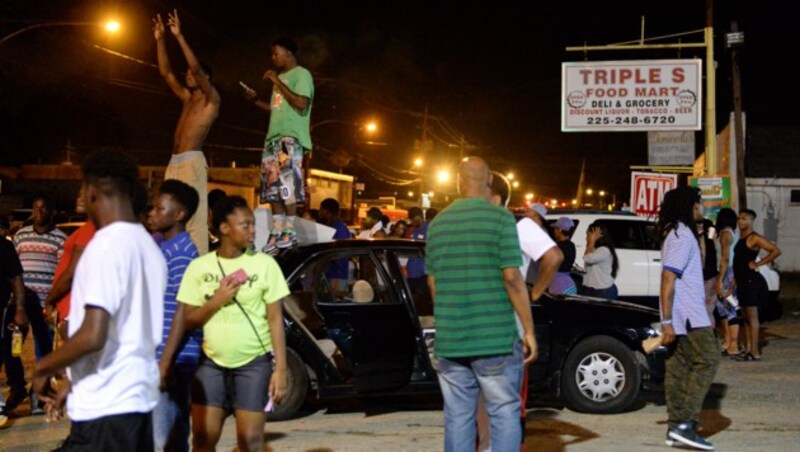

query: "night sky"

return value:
[0, 1, 793, 204]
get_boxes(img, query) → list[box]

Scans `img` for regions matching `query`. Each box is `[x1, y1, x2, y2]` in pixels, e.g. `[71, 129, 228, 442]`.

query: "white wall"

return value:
[746, 178, 800, 272]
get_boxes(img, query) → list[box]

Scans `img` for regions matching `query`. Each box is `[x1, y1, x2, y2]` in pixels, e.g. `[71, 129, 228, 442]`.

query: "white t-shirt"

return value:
[517, 217, 557, 278]
[66, 222, 166, 421]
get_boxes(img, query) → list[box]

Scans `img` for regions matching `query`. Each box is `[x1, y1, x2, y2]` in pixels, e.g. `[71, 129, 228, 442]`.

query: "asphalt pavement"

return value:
[3, 300, 800, 451]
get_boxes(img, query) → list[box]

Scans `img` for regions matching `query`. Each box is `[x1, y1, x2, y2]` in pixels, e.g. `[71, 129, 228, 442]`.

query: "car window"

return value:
[598, 220, 646, 250]
[392, 248, 433, 326]
[292, 250, 398, 305]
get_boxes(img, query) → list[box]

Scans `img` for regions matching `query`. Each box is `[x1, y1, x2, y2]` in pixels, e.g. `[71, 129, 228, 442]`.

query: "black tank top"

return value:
[733, 233, 759, 283]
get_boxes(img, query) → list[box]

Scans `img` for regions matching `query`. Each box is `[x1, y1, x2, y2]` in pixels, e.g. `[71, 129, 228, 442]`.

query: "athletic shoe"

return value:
[262, 232, 280, 255]
[667, 421, 714, 450]
[4, 386, 27, 412]
[277, 228, 297, 248]
[29, 390, 45, 416]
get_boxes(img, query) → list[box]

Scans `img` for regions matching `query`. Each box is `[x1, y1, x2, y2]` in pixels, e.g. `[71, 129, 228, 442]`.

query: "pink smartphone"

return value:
[222, 269, 249, 285]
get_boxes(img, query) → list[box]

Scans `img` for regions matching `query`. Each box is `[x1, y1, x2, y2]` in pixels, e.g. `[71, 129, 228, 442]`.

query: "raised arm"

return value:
[153, 13, 189, 101]
[167, 10, 220, 105]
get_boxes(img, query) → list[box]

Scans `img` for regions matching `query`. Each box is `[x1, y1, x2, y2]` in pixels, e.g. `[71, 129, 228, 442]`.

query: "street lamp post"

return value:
[0, 21, 120, 46]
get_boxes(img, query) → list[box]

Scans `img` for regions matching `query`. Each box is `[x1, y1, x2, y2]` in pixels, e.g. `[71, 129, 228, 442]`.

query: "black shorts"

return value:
[737, 273, 767, 308]
[57, 412, 153, 451]
[191, 353, 272, 413]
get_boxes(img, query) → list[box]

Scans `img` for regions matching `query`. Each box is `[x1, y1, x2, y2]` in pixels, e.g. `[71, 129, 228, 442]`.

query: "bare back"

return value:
[173, 89, 219, 154]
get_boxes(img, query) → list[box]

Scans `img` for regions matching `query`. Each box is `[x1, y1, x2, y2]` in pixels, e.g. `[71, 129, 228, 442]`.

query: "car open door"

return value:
[315, 250, 417, 393]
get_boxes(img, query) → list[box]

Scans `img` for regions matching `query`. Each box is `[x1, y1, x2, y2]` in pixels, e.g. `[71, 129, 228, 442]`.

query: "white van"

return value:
[543, 210, 781, 313]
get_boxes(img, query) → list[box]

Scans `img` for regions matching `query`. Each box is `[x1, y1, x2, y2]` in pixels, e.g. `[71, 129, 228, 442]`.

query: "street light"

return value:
[437, 169, 450, 184]
[0, 20, 121, 46]
[585, 188, 593, 196]
[506, 172, 514, 181]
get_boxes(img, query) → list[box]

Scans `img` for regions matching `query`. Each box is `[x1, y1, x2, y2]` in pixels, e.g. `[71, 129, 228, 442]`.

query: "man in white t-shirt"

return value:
[518, 203, 563, 302]
[34, 151, 166, 450]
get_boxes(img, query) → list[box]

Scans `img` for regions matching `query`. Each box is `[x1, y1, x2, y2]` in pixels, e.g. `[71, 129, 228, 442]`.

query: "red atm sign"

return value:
[630, 171, 678, 217]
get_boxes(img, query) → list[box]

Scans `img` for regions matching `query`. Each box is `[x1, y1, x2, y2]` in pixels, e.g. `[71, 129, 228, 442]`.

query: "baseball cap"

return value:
[553, 216, 575, 231]
[530, 203, 548, 218]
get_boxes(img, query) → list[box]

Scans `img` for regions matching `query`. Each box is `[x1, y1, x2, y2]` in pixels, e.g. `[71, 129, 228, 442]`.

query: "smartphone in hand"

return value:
[221, 268, 249, 285]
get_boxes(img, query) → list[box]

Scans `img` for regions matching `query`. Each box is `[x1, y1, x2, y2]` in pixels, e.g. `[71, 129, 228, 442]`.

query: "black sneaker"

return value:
[4, 386, 27, 412]
[667, 421, 714, 450]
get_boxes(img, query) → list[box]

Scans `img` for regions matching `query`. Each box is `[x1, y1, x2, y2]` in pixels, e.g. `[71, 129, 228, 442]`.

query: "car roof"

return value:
[545, 210, 638, 217]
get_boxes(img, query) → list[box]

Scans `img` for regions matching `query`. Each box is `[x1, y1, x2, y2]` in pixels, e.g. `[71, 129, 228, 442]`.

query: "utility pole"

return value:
[575, 158, 586, 207]
[704, 0, 718, 176]
[728, 21, 747, 208]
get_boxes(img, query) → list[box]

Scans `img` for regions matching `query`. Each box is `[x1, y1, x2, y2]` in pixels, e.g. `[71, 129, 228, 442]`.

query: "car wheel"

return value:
[561, 335, 642, 414]
[267, 348, 309, 422]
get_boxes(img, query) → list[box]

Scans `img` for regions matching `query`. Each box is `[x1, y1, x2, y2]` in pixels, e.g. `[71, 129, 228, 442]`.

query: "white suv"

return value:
[543, 210, 781, 314]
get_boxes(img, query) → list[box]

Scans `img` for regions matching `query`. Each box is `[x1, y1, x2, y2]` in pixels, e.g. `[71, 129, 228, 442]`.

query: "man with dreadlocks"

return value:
[656, 186, 720, 451]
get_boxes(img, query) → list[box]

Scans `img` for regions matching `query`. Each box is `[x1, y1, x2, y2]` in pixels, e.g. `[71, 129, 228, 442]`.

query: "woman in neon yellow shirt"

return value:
[178, 196, 289, 451]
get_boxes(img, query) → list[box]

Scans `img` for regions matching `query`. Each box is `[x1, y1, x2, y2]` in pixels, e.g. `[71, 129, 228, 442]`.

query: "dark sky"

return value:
[0, 0, 793, 204]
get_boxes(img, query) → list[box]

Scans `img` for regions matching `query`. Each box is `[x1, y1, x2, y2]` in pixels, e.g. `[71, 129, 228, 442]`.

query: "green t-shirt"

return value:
[266, 65, 314, 151]
[178, 250, 290, 368]
[425, 197, 522, 358]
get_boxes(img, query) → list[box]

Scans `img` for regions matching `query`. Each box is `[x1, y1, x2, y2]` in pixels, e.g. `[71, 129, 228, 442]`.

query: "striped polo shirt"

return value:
[157, 231, 202, 367]
[426, 197, 522, 358]
[661, 222, 710, 335]
[14, 225, 67, 306]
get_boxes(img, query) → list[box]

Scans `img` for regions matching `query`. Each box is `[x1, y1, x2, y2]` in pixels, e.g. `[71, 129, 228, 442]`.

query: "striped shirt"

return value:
[156, 231, 202, 366]
[14, 225, 67, 306]
[661, 222, 710, 334]
[426, 197, 522, 358]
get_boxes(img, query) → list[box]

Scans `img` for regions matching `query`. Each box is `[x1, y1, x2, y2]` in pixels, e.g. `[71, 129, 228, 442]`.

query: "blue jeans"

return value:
[437, 341, 523, 452]
[153, 366, 195, 452]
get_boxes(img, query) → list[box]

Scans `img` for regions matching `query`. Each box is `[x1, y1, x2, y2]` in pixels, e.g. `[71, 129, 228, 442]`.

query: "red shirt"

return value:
[53, 222, 96, 320]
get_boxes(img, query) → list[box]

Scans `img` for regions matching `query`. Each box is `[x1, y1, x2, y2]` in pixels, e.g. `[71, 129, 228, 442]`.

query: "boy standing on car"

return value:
[656, 186, 720, 451]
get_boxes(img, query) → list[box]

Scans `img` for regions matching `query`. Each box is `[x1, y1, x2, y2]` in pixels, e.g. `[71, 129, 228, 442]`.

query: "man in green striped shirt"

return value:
[426, 156, 536, 452]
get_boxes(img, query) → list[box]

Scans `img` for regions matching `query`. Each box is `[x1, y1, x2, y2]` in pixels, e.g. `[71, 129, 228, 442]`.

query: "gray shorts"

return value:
[191, 353, 272, 413]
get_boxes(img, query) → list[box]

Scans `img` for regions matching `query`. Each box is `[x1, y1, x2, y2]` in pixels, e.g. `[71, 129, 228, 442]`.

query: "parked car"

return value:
[270, 239, 665, 420]
[543, 210, 781, 314]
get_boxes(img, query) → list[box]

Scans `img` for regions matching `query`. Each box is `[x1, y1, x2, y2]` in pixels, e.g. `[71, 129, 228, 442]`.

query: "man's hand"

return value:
[269, 367, 288, 404]
[243, 87, 258, 101]
[522, 332, 538, 364]
[167, 9, 182, 37]
[44, 379, 70, 423]
[661, 324, 676, 345]
[263, 70, 279, 84]
[158, 361, 173, 392]
[152, 14, 165, 40]
[13, 308, 28, 328]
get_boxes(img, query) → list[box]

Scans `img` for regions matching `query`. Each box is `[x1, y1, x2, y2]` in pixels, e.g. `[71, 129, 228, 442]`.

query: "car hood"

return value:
[543, 293, 660, 316]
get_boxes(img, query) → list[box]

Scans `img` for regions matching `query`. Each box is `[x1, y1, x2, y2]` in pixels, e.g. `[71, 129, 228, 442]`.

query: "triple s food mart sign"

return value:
[561, 59, 702, 132]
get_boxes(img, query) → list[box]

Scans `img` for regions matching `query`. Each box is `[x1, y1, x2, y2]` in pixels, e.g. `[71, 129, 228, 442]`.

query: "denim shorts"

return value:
[191, 353, 272, 413]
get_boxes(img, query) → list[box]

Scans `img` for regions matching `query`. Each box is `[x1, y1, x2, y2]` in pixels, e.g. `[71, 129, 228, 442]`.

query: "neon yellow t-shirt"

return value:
[178, 250, 290, 368]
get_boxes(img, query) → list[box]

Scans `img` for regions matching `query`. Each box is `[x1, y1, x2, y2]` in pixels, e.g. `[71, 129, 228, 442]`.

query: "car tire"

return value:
[267, 348, 309, 422]
[561, 335, 642, 414]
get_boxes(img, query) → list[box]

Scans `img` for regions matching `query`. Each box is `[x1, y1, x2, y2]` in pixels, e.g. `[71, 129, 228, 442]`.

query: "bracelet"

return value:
[661, 319, 673, 325]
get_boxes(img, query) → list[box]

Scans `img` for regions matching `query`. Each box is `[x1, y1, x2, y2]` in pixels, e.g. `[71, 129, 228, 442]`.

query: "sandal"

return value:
[735, 353, 761, 361]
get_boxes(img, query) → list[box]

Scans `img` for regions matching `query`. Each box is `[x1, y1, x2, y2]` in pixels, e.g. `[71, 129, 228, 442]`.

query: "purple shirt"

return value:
[661, 222, 710, 334]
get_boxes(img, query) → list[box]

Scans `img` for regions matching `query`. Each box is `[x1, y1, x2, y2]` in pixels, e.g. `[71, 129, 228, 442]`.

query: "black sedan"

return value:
[270, 239, 665, 420]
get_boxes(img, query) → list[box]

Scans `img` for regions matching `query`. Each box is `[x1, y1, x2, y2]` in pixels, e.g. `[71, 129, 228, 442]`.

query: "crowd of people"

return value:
[0, 8, 786, 452]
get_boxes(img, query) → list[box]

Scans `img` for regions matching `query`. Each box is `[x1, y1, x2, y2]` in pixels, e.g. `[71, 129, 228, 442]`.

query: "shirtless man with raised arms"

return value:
[154, 9, 220, 254]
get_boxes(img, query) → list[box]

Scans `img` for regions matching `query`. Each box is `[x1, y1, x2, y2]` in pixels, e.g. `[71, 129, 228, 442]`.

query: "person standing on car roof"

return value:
[426, 157, 537, 452]
[580, 222, 619, 300]
[731, 208, 781, 362]
[656, 185, 720, 451]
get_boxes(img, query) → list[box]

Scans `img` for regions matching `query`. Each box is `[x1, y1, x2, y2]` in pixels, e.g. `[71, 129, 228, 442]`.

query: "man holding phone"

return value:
[242, 36, 314, 252]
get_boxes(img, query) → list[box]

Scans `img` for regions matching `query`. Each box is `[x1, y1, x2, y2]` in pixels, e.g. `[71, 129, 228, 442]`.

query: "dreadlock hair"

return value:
[656, 185, 701, 245]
